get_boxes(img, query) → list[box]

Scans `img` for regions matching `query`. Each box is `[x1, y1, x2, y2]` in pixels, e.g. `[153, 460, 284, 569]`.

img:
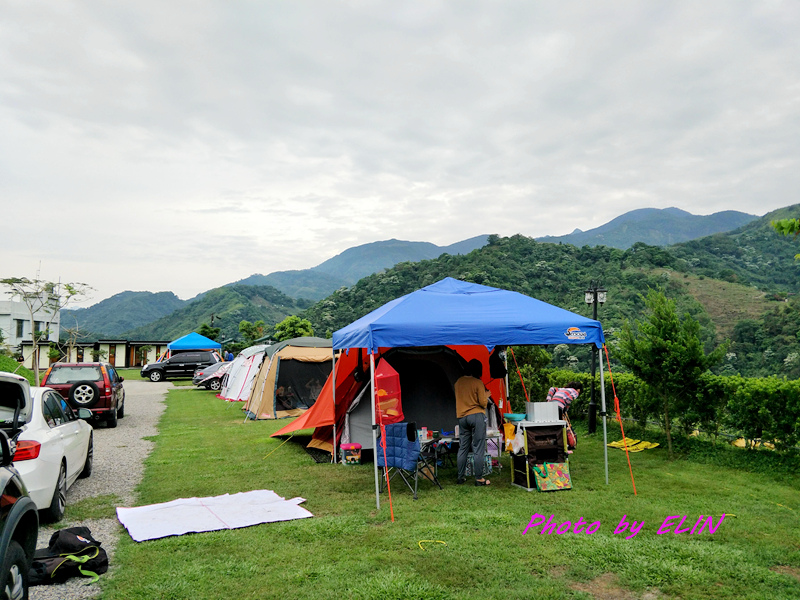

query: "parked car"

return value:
[13, 386, 94, 523]
[141, 351, 221, 382]
[0, 372, 41, 599]
[40, 362, 125, 428]
[192, 361, 231, 391]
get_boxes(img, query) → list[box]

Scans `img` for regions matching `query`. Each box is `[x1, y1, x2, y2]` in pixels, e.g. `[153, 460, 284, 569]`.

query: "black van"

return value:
[140, 351, 221, 382]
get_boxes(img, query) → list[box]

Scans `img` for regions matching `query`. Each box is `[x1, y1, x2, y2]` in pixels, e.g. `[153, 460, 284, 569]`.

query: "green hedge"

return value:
[509, 366, 800, 452]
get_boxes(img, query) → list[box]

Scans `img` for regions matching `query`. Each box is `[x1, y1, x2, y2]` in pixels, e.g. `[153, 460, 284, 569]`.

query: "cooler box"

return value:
[526, 402, 560, 423]
[341, 443, 362, 465]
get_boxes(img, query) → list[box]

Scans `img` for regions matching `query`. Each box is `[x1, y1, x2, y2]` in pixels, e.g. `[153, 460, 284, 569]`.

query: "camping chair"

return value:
[377, 422, 443, 500]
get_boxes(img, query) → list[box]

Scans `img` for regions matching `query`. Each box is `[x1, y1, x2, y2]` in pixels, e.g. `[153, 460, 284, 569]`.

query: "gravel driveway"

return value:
[30, 379, 171, 600]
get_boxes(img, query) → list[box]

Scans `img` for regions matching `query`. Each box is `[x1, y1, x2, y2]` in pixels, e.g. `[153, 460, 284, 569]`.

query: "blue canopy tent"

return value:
[168, 332, 222, 352]
[330, 278, 609, 508]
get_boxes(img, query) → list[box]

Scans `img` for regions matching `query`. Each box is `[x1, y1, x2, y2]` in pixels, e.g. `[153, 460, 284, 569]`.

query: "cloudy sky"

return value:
[2, 1, 799, 306]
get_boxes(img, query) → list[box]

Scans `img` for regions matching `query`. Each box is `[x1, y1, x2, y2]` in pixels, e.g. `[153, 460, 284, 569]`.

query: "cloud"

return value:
[1, 1, 799, 305]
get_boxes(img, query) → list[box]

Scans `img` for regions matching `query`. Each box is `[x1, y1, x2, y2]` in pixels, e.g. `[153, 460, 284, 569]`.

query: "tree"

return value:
[772, 218, 800, 259]
[239, 320, 266, 345]
[197, 322, 221, 341]
[617, 289, 727, 458]
[273, 316, 314, 342]
[1, 277, 92, 383]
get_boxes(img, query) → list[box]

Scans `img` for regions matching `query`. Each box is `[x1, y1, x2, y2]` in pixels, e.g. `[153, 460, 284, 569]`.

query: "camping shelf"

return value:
[511, 422, 568, 491]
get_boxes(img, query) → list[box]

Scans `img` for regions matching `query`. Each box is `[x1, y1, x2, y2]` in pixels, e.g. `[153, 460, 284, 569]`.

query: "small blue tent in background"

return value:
[168, 332, 222, 352]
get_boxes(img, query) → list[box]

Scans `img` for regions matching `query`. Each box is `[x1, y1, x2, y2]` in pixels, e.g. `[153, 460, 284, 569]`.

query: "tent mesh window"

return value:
[275, 360, 330, 412]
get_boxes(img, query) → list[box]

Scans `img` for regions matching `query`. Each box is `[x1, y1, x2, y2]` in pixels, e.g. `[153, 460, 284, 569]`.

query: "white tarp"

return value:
[116, 489, 313, 542]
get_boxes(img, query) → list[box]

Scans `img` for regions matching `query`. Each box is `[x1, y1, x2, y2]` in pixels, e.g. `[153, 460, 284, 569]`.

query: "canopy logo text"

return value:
[564, 327, 587, 341]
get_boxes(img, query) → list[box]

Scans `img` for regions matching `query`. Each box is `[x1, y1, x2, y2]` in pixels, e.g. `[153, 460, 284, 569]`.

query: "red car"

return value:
[40, 363, 125, 428]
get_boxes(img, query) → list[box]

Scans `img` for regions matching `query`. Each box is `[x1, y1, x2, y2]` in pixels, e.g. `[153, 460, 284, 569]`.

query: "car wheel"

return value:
[106, 406, 118, 428]
[149, 370, 164, 382]
[43, 462, 67, 523]
[69, 381, 100, 408]
[1, 540, 28, 600]
[209, 379, 222, 391]
[117, 392, 125, 418]
[79, 434, 93, 478]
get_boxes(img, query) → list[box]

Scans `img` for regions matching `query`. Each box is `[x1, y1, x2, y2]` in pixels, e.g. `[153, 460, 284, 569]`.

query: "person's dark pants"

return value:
[457, 412, 487, 481]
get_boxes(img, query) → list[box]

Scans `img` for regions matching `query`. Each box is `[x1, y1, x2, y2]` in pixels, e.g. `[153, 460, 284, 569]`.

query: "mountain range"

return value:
[60, 205, 792, 347]
[536, 207, 757, 248]
[229, 235, 490, 300]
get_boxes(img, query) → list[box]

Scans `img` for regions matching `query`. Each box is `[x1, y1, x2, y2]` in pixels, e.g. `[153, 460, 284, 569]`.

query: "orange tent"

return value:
[273, 345, 508, 454]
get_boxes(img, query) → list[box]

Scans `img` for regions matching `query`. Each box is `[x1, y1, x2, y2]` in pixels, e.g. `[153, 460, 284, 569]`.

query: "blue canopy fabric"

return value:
[168, 332, 222, 351]
[332, 277, 605, 353]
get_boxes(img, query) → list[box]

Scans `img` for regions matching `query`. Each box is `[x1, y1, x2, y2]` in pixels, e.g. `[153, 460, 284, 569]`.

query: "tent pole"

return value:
[599, 345, 609, 485]
[331, 348, 337, 464]
[370, 352, 380, 510]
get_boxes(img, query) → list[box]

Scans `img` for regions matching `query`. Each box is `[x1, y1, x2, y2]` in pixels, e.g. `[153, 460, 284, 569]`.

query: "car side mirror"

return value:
[0, 430, 14, 467]
[77, 408, 93, 420]
[119, 376, 124, 382]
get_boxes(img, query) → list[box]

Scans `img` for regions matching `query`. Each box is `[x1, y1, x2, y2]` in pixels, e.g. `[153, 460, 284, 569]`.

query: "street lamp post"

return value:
[584, 281, 607, 434]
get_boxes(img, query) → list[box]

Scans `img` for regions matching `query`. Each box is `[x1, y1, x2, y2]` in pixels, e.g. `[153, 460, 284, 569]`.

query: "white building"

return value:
[0, 299, 60, 351]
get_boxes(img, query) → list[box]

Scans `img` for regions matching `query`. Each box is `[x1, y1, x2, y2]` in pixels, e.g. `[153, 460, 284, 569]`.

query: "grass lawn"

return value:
[117, 368, 148, 381]
[98, 387, 800, 599]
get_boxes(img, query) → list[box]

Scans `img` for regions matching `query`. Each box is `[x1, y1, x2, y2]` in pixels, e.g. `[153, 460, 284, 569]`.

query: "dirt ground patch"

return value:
[772, 565, 800, 582]
[569, 573, 661, 600]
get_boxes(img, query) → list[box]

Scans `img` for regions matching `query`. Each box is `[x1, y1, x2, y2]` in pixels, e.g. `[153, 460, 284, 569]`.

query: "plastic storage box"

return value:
[526, 402, 560, 423]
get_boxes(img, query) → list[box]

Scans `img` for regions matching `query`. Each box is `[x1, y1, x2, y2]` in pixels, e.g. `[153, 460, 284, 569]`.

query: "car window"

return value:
[107, 365, 117, 382]
[42, 393, 68, 428]
[46, 366, 104, 384]
[60, 399, 77, 422]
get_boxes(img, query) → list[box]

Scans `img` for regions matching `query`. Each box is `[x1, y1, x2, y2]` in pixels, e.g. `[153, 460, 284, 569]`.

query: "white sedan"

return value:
[13, 386, 93, 522]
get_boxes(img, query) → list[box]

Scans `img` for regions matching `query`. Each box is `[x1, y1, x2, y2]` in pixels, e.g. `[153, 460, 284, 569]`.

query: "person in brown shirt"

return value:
[455, 359, 490, 485]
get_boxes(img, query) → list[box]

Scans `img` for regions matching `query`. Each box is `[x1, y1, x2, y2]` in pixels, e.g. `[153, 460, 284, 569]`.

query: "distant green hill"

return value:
[538, 207, 757, 249]
[61, 291, 186, 338]
[123, 285, 305, 342]
[231, 235, 490, 300]
[668, 204, 800, 291]
[230, 271, 348, 302]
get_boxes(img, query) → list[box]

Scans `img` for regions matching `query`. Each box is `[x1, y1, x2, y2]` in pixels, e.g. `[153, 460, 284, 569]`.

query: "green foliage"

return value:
[273, 315, 314, 341]
[728, 297, 800, 378]
[772, 217, 800, 260]
[724, 376, 800, 452]
[197, 322, 221, 341]
[238, 320, 266, 345]
[507, 346, 552, 411]
[616, 290, 727, 457]
[0, 355, 35, 385]
[670, 204, 800, 291]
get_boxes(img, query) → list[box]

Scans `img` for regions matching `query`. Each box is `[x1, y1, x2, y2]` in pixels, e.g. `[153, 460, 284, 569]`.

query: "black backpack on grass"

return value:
[29, 526, 109, 586]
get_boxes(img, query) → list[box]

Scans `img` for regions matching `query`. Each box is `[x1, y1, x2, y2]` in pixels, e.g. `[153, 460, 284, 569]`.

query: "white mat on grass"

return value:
[117, 489, 313, 542]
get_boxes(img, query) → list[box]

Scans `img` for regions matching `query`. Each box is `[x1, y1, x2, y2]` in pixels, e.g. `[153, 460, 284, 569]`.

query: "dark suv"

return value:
[141, 351, 221, 382]
[41, 363, 125, 428]
[0, 372, 40, 600]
